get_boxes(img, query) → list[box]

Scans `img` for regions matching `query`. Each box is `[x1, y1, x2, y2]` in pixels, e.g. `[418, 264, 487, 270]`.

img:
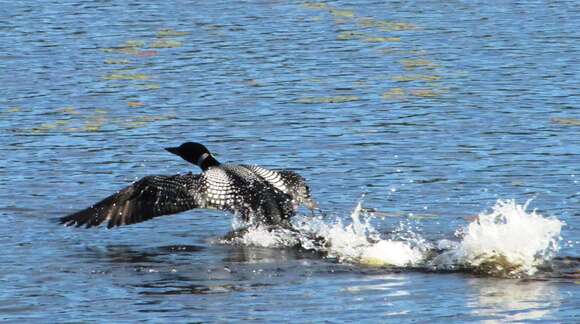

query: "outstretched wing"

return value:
[60, 173, 201, 228]
[276, 170, 318, 210]
[245, 166, 318, 210]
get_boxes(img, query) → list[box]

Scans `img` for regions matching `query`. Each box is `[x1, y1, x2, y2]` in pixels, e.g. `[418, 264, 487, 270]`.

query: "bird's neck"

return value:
[199, 154, 220, 171]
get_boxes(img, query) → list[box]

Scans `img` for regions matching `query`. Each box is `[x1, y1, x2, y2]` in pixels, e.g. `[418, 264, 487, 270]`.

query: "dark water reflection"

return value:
[1, 0, 579, 322]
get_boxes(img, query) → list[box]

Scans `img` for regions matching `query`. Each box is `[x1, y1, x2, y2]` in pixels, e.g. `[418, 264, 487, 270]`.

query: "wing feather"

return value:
[60, 173, 201, 228]
[245, 165, 318, 210]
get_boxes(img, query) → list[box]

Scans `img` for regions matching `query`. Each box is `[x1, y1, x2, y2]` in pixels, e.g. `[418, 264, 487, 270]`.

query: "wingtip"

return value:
[50, 216, 69, 226]
[59, 213, 86, 228]
[58, 216, 72, 226]
[61, 220, 77, 228]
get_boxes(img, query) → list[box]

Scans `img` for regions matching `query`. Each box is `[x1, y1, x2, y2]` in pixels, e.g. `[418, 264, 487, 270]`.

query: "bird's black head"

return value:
[165, 142, 220, 170]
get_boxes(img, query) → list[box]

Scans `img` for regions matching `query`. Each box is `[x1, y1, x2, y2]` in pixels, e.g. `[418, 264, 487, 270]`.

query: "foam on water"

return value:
[228, 199, 564, 277]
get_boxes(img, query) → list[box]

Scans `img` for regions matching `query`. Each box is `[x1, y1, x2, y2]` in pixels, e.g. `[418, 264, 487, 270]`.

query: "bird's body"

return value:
[60, 142, 317, 229]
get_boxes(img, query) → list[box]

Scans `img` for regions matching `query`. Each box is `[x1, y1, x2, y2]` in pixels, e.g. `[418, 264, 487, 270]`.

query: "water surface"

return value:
[1, 0, 579, 322]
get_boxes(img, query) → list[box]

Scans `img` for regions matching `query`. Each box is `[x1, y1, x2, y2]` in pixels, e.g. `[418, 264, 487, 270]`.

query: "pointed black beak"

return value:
[165, 147, 180, 156]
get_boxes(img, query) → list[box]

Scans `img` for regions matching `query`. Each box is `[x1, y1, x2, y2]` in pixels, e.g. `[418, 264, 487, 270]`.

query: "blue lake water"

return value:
[1, 0, 579, 322]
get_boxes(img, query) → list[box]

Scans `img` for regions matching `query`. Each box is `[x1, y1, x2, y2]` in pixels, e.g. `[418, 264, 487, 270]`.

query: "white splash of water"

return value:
[300, 201, 426, 266]
[227, 199, 564, 277]
[432, 200, 564, 277]
[233, 226, 300, 248]
[236, 200, 428, 267]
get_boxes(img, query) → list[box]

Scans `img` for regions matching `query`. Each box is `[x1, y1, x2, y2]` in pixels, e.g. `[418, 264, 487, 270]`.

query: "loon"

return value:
[60, 142, 318, 229]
